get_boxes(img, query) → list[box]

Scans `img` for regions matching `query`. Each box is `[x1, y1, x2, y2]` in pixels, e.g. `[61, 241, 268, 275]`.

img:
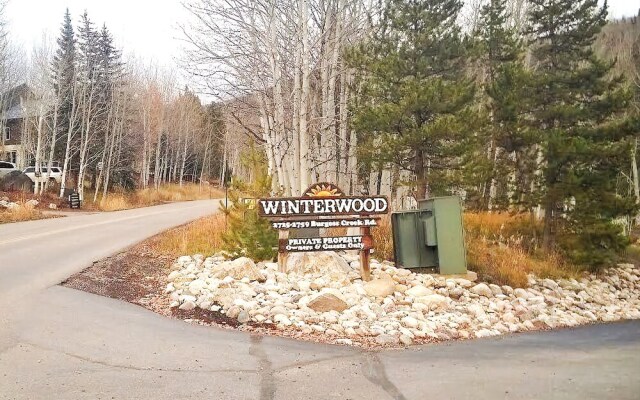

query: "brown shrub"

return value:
[94, 184, 224, 211]
[372, 214, 394, 261]
[0, 204, 48, 224]
[151, 213, 226, 257]
[464, 212, 578, 287]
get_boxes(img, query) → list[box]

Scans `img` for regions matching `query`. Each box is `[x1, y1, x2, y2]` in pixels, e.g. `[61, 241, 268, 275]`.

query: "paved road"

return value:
[1, 202, 639, 399]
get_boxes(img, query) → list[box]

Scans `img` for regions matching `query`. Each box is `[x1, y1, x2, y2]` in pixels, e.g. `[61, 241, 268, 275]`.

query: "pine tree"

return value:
[474, 0, 530, 210]
[526, 0, 636, 268]
[77, 11, 99, 85]
[51, 8, 76, 161]
[221, 145, 277, 261]
[96, 24, 124, 107]
[348, 0, 476, 199]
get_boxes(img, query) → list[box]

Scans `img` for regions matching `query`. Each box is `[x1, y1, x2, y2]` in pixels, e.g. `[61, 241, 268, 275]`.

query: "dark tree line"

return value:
[349, 0, 640, 268]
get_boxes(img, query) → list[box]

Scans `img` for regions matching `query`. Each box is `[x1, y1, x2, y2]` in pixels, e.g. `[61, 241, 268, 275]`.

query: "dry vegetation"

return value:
[464, 212, 579, 287]
[91, 184, 224, 212]
[152, 212, 226, 257]
[0, 205, 49, 224]
[371, 215, 394, 262]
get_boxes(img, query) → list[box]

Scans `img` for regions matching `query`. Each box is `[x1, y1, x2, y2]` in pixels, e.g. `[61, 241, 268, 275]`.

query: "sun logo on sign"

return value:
[305, 183, 343, 197]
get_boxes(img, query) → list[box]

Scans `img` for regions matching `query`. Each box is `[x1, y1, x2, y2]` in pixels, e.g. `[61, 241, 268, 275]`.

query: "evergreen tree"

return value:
[221, 145, 277, 261]
[526, 0, 636, 268]
[474, 0, 531, 210]
[51, 8, 76, 161]
[347, 0, 476, 199]
[77, 11, 100, 85]
[96, 24, 124, 107]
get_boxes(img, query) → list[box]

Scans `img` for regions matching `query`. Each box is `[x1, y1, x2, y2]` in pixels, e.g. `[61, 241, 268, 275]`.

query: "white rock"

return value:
[211, 257, 264, 281]
[311, 324, 326, 333]
[237, 311, 250, 323]
[297, 280, 311, 292]
[401, 316, 419, 329]
[165, 250, 640, 347]
[405, 285, 432, 297]
[188, 279, 206, 295]
[489, 284, 503, 295]
[475, 329, 497, 338]
[274, 314, 292, 326]
[471, 283, 493, 297]
[364, 278, 395, 297]
[375, 334, 398, 345]
[177, 256, 192, 265]
[271, 306, 288, 316]
[179, 300, 196, 311]
[454, 278, 473, 288]
[415, 294, 450, 311]
[467, 303, 486, 319]
[286, 251, 351, 276]
[399, 335, 413, 346]
[24, 199, 39, 209]
[167, 271, 181, 281]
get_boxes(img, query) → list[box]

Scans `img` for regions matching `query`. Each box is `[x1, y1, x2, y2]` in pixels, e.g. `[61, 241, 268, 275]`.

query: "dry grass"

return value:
[99, 194, 131, 211]
[466, 240, 579, 288]
[372, 215, 394, 261]
[151, 213, 226, 257]
[0, 205, 48, 224]
[464, 212, 578, 287]
[94, 184, 224, 212]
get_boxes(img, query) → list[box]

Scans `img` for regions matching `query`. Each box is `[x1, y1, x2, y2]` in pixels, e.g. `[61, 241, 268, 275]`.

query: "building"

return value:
[0, 84, 35, 169]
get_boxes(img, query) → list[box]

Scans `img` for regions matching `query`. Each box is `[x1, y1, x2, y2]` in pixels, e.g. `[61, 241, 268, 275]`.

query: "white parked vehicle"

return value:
[23, 166, 63, 184]
[0, 161, 17, 178]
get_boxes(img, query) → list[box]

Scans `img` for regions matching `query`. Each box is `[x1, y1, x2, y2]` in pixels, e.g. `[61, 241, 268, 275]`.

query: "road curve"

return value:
[0, 200, 638, 399]
[0, 200, 221, 300]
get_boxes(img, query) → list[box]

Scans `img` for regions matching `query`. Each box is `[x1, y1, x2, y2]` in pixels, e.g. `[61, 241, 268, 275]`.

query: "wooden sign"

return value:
[259, 183, 389, 281]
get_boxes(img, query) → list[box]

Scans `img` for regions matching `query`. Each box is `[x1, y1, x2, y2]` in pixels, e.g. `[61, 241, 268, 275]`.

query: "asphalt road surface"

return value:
[1, 200, 638, 400]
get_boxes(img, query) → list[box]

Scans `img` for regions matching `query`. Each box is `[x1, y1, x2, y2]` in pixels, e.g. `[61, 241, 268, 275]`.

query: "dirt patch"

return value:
[62, 239, 241, 329]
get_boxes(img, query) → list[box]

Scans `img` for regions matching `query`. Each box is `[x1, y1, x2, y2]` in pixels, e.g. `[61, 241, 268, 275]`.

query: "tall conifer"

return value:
[52, 9, 76, 161]
[348, 0, 476, 199]
[527, 0, 635, 267]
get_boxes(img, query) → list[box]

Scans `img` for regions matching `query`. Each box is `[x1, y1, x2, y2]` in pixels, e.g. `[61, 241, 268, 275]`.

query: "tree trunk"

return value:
[414, 150, 428, 200]
[632, 137, 639, 224]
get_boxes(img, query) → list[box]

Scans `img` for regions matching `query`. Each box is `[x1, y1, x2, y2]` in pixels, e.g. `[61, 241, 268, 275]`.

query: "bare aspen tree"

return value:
[181, 0, 373, 194]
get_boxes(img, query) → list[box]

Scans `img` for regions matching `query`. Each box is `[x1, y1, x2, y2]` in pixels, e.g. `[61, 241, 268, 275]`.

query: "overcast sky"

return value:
[5, 0, 187, 69]
[4, 0, 640, 91]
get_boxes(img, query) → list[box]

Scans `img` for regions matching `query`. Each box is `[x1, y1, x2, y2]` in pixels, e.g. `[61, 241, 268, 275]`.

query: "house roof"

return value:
[1, 84, 40, 120]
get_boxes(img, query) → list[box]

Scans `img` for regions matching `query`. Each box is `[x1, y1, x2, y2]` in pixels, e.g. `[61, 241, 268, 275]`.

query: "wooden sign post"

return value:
[258, 183, 389, 281]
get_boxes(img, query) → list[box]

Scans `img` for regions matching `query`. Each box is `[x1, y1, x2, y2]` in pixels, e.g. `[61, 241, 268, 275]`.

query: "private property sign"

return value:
[258, 183, 389, 280]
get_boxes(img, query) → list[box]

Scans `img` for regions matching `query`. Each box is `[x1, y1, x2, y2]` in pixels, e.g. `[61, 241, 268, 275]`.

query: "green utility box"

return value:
[391, 196, 467, 274]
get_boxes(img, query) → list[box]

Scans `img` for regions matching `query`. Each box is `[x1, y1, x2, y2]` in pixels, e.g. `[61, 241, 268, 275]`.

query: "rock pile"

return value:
[165, 252, 640, 347]
[0, 199, 19, 210]
[0, 198, 39, 210]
